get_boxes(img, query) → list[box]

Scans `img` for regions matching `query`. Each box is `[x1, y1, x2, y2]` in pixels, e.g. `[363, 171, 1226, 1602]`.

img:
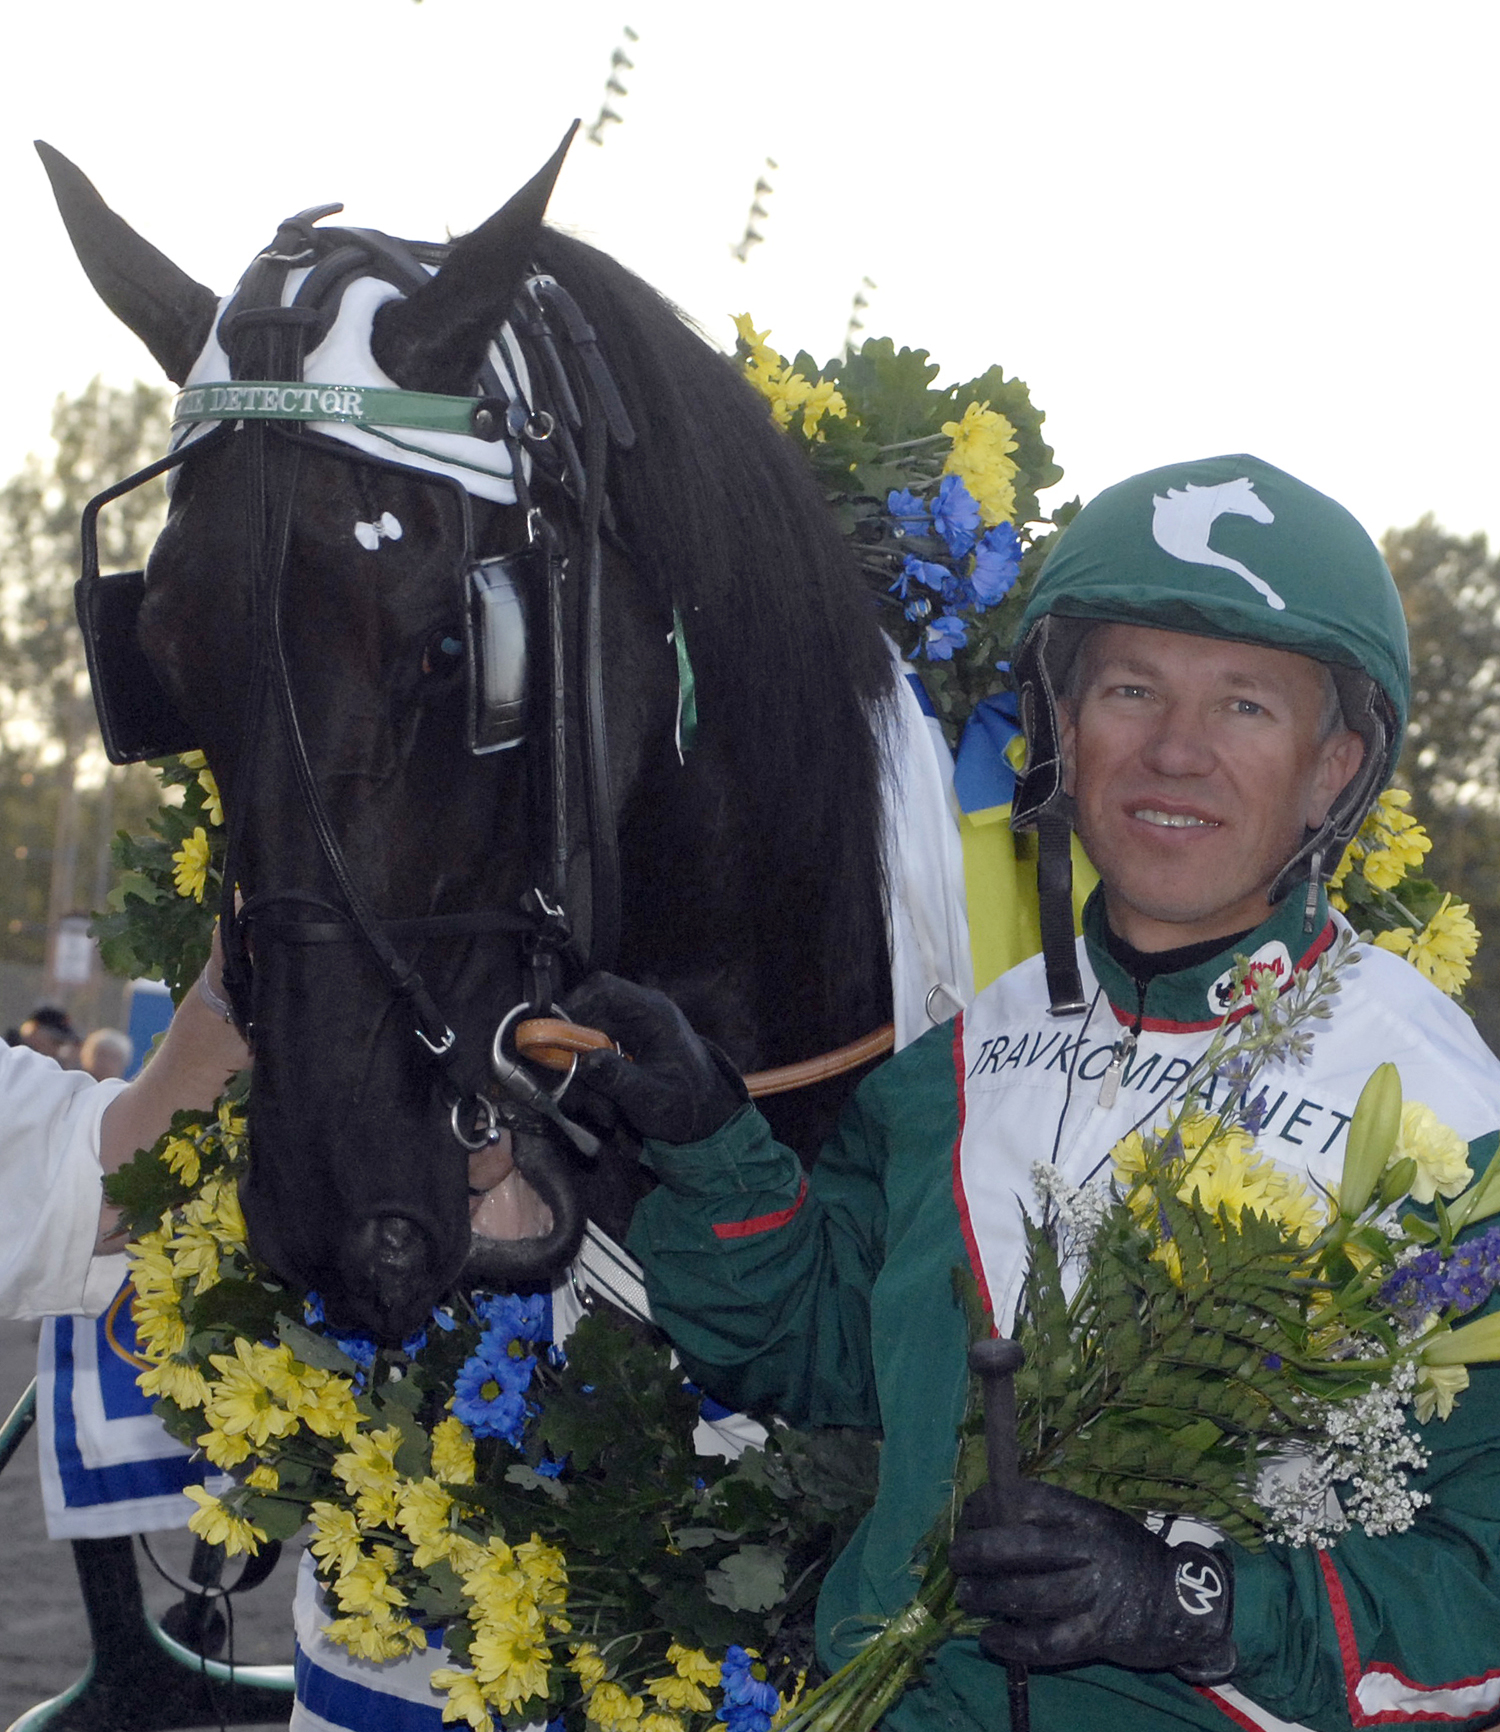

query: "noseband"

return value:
[78, 207, 636, 1202]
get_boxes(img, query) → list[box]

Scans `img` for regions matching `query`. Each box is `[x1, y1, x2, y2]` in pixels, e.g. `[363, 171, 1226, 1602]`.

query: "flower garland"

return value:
[108, 1101, 875, 1732]
[731, 316, 1066, 743]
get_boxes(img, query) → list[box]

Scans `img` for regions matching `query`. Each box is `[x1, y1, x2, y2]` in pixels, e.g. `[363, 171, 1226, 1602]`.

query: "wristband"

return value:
[197, 971, 234, 1024]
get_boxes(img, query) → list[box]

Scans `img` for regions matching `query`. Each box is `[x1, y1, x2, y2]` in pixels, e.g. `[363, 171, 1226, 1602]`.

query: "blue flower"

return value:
[970, 521, 1023, 606]
[904, 596, 932, 622]
[923, 615, 968, 661]
[931, 474, 980, 559]
[891, 554, 951, 603]
[718, 1646, 780, 1732]
[453, 1342, 532, 1445]
[886, 488, 929, 539]
[477, 1291, 550, 1343]
[535, 1454, 567, 1478]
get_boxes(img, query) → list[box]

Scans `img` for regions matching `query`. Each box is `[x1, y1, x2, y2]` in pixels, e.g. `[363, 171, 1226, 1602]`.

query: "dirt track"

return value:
[0, 1318, 297, 1730]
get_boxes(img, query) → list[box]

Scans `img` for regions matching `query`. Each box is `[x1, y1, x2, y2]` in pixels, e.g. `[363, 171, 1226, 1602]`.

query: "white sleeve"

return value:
[0, 1043, 126, 1319]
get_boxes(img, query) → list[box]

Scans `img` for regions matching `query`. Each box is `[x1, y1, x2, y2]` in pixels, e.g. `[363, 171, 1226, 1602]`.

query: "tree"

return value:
[1383, 515, 1500, 1046]
[0, 380, 170, 995]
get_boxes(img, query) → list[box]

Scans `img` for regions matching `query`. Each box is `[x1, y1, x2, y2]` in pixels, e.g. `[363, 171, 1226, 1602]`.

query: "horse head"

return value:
[43, 138, 895, 1342]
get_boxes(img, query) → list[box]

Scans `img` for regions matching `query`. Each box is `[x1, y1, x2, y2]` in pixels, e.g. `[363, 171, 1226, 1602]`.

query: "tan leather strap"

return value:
[514, 1016, 895, 1100]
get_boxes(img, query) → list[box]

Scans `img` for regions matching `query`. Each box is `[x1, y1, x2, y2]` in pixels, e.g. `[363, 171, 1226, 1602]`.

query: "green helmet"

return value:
[1012, 453, 1409, 910]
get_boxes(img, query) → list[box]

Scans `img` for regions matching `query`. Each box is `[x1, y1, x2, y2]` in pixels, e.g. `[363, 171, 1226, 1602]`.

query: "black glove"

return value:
[948, 1481, 1237, 1684]
[560, 973, 748, 1145]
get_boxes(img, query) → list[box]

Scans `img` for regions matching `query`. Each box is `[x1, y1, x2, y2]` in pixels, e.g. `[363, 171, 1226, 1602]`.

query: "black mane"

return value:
[530, 228, 895, 1042]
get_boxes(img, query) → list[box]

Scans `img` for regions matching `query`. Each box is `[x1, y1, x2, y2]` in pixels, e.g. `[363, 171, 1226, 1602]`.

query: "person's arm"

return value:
[98, 961, 249, 1181]
[565, 974, 957, 1427]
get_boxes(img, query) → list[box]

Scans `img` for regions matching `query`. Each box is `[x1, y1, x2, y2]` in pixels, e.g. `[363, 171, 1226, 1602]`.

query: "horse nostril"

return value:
[338, 1214, 437, 1344]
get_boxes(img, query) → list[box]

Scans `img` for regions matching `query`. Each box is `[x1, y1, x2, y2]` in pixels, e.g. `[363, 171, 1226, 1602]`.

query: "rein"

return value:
[512, 1016, 897, 1098]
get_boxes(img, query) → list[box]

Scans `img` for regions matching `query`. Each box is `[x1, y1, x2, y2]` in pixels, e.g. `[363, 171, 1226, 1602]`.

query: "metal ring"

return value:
[491, 1001, 577, 1103]
[450, 1094, 501, 1152]
[924, 981, 965, 1025]
[524, 411, 555, 442]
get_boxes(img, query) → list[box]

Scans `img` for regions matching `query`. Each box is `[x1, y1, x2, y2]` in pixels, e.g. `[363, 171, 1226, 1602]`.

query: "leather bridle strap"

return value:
[513, 1015, 897, 1100]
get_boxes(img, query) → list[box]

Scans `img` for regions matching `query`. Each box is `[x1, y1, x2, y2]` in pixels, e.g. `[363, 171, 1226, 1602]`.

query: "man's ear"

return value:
[1307, 729, 1365, 827]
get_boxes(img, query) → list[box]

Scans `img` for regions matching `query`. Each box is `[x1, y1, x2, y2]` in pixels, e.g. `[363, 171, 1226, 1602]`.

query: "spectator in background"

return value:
[18, 1007, 81, 1069]
[80, 1027, 133, 1082]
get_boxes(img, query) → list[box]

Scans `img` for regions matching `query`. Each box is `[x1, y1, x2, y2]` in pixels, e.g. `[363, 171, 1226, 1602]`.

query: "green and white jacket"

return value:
[627, 890, 1500, 1732]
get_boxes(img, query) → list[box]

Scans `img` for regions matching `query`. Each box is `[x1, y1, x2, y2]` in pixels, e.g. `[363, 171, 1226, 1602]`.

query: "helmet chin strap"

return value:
[1303, 848, 1325, 934]
[1037, 811, 1089, 1018]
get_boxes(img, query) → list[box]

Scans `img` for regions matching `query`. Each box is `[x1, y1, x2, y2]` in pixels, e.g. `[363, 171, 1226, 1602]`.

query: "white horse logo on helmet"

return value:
[1150, 477, 1286, 611]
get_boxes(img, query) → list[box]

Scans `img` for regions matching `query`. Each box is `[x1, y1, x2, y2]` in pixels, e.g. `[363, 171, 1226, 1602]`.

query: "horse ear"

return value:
[371, 123, 579, 396]
[36, 142, 219, 387]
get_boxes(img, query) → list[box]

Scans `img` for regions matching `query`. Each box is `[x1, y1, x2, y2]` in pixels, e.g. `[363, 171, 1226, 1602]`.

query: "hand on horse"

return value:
[561, 973, 748, 1146]
[948, 1480, 1237, 1684]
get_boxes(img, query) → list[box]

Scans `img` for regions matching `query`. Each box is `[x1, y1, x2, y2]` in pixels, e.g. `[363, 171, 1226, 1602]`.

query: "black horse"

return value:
[42, 136, 896, 1342]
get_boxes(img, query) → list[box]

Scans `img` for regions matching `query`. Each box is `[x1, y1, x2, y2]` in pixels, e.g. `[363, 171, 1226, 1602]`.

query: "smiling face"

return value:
[1059, 623, 1366, 952]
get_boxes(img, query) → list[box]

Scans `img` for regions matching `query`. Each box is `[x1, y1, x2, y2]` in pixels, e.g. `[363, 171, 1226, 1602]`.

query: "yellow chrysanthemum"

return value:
[333, 1426, 405, 1527]
[324, 1611, 427, 1662]
[284, 1366, 363, 1442]
[395, 1476, 455, 1568]
[197, 766, 223, 826]
[571, 1643, 610, 1691]
[667, 1644, 721, 1690]
[1336, 788, 1433, 895]
[309, 1501, 367, 1576]
[332, 1551, 408, 1617]
[734, 316, 846, 441]
[1113, 1113, 1327, 1279]
[138, 1354, 210, 1409]
[197, 1420, 254, 1470]
[941, 400, 1019, 528]
[587, 1681, 647, 1732]
[431, 1667, 495, 1732]
[431, 1414, 477, 1485]
[470, 1610, 552, 1712]
[640, 1715, 685, 1732]
[184, 1487, 265, 1556]
[244, 1463, 280, 1491]
[202, 1338, 302, 1449]
[646, 1672, 711, 1713]
[1391, 1101, 1473, 1203]
[1374, 895, 1480, 997]
[172, 826, 212, 902]
[161, 1135, 202, 1187]
[1415, 1361, 1470, 1423]
[732, 313, 778, 372]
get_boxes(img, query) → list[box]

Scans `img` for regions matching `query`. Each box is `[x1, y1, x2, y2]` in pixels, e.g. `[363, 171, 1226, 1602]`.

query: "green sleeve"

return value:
[625, 1083, 892, 1426]
[1232, 1131, 1500, 1728]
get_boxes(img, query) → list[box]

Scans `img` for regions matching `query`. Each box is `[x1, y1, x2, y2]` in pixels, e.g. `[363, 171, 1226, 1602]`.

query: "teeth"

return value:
[1134, 809, 1218, 829]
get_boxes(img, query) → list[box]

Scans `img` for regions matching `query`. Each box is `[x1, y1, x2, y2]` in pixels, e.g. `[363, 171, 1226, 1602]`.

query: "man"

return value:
[567, 455, 1500, 1730]
[16, 1006, 82, 1069]
[0, 941, 249, 1317]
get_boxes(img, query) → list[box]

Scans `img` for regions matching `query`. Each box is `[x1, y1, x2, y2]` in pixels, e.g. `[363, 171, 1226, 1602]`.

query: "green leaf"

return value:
[703, 1544, 787, 1614]
[276, 1316, 361, 1376]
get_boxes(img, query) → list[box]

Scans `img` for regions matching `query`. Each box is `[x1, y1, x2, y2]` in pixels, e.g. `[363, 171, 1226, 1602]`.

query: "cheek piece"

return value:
[949, 1479, 1238, 1684]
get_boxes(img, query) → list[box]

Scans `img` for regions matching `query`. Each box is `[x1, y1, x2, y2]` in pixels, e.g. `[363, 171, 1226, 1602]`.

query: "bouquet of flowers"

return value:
[773, 932, 1500, 1732]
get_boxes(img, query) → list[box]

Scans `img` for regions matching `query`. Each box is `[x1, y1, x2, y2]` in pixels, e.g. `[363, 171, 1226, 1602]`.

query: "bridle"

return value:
[77, 205, 636, 1167]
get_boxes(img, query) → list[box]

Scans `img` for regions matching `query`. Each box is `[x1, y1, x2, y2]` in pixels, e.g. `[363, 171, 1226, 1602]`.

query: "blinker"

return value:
[75, 568, 197, 765]
[466, 548, 535, 754]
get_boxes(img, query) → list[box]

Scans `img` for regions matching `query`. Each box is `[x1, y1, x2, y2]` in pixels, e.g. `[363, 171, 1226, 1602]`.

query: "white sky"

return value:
[3, 0, 1497, 550]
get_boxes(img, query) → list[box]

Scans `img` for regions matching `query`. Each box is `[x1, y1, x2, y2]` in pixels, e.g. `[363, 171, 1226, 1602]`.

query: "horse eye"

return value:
[421, 629, 465, 678]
